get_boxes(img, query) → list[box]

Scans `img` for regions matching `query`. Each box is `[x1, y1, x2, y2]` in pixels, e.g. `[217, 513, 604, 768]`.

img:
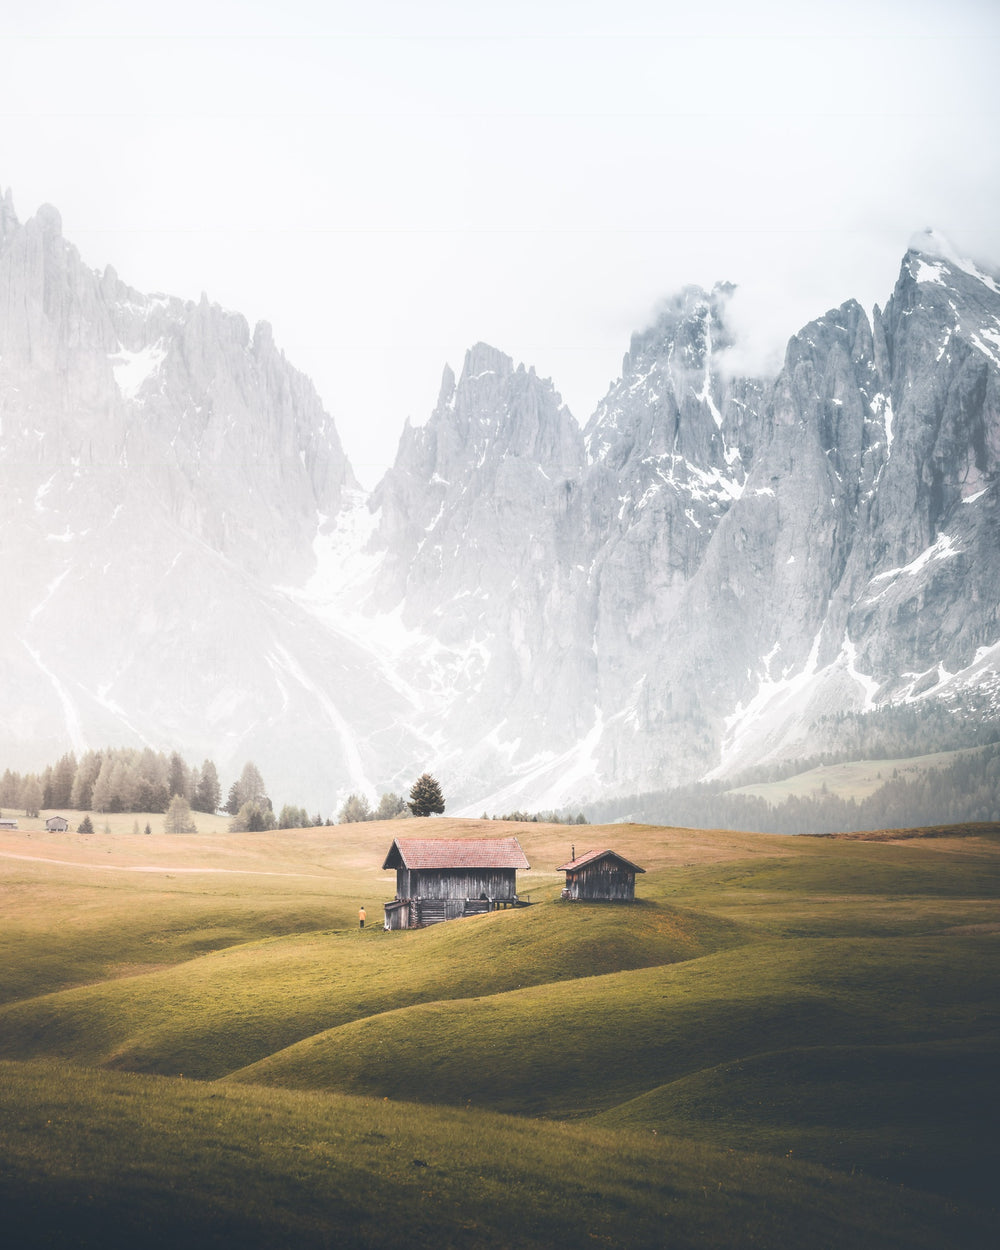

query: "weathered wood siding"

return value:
[407, 867, 518, 901]
[383, 900, 411, 930]
[387, 897, 507, 929]
[417, 898, 467, 925]
[565, 861, 636, 902]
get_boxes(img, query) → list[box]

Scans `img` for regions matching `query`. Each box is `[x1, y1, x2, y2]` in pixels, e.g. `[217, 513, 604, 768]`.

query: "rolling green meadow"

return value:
[1, 815, 998, 1248]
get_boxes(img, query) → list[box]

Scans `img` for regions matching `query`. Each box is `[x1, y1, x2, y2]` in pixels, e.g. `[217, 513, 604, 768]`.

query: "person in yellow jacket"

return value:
[359, 906, 366, 930]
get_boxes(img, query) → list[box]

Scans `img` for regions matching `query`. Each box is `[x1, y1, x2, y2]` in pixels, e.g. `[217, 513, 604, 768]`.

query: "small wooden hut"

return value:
[382, 836, 530, 929]
[45, 815, 69, 832]
[556, 849, 645, 902]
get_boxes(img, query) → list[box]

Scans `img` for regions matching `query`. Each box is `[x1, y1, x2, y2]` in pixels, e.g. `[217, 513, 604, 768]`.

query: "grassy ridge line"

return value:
[5, 821, 991, 1011]
[225, 934, 999, 1116]
[0, 815, 697, 1004]
[811, 821, 1000, 841]
[0, 1059, 987, 1250]
[0, 901, 745, 1078]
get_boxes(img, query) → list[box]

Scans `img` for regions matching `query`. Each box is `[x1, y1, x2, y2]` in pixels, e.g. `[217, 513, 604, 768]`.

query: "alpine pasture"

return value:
[1, 816, 997, 1248]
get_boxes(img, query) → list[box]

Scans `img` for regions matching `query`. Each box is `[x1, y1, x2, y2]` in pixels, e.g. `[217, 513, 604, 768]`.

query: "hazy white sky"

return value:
[2, 0, 998, 485]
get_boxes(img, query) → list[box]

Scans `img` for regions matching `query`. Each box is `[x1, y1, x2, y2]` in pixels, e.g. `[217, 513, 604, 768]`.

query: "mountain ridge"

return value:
[2, 187, 998, 815]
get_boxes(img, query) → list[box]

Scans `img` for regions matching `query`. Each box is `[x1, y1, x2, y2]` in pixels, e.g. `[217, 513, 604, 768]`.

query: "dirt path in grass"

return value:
[0, 850, 330, 879]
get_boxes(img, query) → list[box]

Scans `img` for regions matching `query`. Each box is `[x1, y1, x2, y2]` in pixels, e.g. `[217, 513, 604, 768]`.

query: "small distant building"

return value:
[382, 836, 530, 929]
[45, 816, 69, 832]
[557, 849, 646, 902]
[0, 817, 18, 830]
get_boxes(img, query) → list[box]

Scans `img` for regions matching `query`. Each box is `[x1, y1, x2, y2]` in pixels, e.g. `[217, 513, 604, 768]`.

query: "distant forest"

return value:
[0, 748, 319, 830]
[5, 699, 1000, 836]
[583, 722, 1000, 834]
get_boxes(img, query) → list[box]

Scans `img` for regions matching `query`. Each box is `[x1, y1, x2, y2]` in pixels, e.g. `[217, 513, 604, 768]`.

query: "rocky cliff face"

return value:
[0, 192, 417, 806]
[357, 239, 1000, 806]
[2, 191, 998, 814]
[0, 196, 355, 581]
[362, 344, 597, 802]
[846, 246, 1000, 695]
[580, 284, 769, 784]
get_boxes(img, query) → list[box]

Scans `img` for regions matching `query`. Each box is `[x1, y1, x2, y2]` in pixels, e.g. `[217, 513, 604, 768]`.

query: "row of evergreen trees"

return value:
[0, 750, 319, 829]
[0, 751, 449, 831]
[484, 810, 589, 824]
[338, 792, 411, 823]
[337, 774, 447, 822]
[0, 749, 222, 817]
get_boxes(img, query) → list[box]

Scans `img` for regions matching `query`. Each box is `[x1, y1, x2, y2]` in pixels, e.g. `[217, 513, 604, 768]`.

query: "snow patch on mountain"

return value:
[912, 228, 1000, 296]
[4, 190, 1000, 812]
[456, 708, 604, 816]
[111, 342, 166, 400]
[871, 534, 959, 585]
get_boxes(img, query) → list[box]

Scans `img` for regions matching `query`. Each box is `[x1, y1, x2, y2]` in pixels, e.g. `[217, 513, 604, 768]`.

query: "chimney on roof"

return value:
[571, 844, 575, 861]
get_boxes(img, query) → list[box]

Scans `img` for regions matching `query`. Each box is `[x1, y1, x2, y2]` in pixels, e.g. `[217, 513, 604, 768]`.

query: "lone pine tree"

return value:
[408, 773, 445, 818]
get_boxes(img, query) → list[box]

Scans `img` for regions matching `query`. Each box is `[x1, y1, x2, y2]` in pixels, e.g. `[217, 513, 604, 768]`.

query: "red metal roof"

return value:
[382, 836, 530, 871]
[556, 849, 646, 873]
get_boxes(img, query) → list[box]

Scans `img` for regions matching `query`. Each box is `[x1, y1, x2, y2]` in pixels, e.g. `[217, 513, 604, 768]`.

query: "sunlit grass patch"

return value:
[0, 898, 744, 1078]
[227, 934, 1000, 1122]
[2, 819, 998, 1244]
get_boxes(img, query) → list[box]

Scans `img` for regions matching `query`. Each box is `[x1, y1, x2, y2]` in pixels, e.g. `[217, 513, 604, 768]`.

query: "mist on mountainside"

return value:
[2, 188, 999, 820]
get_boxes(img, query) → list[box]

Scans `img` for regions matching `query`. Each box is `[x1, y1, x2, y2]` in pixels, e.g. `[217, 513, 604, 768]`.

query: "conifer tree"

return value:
[338, 794, 372, 823]
[408, 773, 445, 818]
[41, 765, 54, 809]
[193, 760, 221, 814]
[230, 800, 275, 832]
[90, 757, 116, 813]
[0, 769, 21, 806]
[224, 781, 242, 816]
[374, 792, 409, 820]
[71, 751, 103, 810]
[278, 804, 310, 829]
[136, 748, 169, 812]
[108, 756, 140, 812]
[78, 815, 94, 835]
[241, 762, 267, 804]
[164, 794, 197, 835]
[168, 752, 190, 802]
[227, 761, 268, 813]
[21, 776, 43, 818]
[50, 753, 77, 808]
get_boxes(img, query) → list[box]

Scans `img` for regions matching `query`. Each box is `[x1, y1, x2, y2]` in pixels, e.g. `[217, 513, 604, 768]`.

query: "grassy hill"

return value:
[1, 817, 997, 1248]
[724, 747, 985, 804]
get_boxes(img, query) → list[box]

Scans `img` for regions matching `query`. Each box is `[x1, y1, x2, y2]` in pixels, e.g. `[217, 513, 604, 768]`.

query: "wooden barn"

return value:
[557, 849, 645, 902]
[382, 836, 530, 929]
[45, 816, 69, 832]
